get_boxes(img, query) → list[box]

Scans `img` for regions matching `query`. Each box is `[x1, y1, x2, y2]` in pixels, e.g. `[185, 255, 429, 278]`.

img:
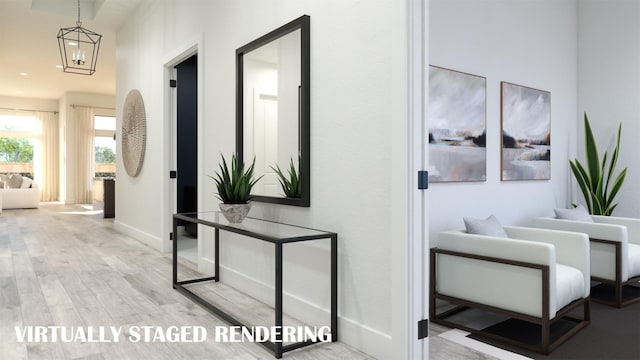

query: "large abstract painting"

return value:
[428, 66, 487, 182]
[501, 82, 551, 181]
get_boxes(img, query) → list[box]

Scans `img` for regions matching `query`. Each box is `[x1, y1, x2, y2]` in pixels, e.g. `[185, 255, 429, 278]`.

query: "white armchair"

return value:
[531, 216, 640, 307]
[430, 226, 590, 354]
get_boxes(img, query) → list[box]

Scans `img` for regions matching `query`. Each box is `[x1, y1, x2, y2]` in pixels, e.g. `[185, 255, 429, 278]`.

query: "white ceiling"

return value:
[0, 0, 143, 100]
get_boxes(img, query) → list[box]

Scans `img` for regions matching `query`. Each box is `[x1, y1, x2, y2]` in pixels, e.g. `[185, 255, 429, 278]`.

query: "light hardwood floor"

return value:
[0, 203, 498, 360]
[0, 204, 374, 360]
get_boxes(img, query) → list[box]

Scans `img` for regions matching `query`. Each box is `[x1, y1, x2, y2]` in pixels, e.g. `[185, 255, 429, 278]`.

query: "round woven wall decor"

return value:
[121, 89, 147, 177]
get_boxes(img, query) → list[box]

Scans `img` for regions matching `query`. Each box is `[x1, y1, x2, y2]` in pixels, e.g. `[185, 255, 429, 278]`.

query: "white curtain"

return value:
[34, 111, 59, 201]
[75, 107, 95, 204]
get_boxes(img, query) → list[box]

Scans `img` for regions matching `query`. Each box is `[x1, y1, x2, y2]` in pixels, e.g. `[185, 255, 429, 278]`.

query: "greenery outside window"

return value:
[0, 114, 36, 178]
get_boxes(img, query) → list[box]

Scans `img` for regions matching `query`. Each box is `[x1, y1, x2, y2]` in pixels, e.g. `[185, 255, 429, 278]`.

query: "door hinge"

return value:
[418, 319, 429, 339]
[418, 170, 429, 190]
[170, 232, 174, 241]
[170, 79, 177, 88]
[170, 170, 177, 179]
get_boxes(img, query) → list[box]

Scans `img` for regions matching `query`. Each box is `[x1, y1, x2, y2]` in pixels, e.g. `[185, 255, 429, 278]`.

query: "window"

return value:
[95, 115, 116, 178]
[0, 114, 37, 177]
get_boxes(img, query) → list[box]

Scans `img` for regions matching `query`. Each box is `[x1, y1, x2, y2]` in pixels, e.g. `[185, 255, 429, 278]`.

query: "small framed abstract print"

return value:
[500, 81, 551, 181]
[428, 66, 487, 183]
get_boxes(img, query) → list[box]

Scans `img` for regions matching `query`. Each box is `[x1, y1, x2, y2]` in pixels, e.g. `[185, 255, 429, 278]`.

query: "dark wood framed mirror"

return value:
[236, 15, 310, 207]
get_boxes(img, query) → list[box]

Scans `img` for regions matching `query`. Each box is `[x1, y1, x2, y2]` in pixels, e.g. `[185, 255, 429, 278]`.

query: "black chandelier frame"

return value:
[57, 0, 101, 75]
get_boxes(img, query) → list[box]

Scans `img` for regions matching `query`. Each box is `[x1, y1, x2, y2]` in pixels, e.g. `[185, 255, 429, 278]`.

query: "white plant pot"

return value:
[219, 203, 251, 223]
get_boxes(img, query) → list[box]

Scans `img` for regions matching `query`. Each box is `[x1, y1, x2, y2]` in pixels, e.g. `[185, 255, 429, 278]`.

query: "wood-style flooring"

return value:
[0, 204, 373, 359]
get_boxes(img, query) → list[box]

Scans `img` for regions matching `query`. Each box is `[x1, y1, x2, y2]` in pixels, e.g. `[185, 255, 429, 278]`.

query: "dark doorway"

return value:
[176, 55, 198, 235]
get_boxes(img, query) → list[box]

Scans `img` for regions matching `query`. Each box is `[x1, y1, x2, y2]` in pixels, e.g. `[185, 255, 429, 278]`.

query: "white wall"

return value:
[115, 1, 408, 358]
[577, 0, 640, 217]
[429, 0, 578, 240]
[0, 96, 58, 113]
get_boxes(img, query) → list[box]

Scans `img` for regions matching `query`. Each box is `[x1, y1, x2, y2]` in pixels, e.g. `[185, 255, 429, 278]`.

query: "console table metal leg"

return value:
[275, 242, 283, 358]
[215, 228, 220, 282]
[331, 234, 338, 342]
[172, 218, 178, 288]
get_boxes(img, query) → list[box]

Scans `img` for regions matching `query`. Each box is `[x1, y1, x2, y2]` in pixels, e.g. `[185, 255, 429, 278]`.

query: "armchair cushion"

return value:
[20, 177, 33, 188]
[554, 205, 593, 222]
[463, 215, 508, 238]
[504, 226, 591, 299]
[556, 264, 587, 311]
[7, 174, 23, 188]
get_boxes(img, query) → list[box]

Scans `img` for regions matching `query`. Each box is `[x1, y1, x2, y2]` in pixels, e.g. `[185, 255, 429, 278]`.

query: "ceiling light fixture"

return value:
[57, 0, 101, 75]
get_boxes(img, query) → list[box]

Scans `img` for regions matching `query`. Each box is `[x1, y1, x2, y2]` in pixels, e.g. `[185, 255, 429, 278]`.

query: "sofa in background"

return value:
[0, 174, 40, 211]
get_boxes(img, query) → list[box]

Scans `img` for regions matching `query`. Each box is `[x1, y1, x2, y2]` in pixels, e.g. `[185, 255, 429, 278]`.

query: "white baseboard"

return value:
[339, 317, 392, 360]
[198, 257, 391, 359]
[113, 220, 162, 251]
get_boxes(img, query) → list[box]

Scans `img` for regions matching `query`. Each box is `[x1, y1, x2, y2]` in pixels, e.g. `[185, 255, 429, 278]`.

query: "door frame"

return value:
[406, 0, 429, 358]
[161, 34, 205, 254]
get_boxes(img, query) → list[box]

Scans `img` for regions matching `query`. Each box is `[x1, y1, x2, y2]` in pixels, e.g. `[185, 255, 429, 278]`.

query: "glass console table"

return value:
[172, 212, 338, 358]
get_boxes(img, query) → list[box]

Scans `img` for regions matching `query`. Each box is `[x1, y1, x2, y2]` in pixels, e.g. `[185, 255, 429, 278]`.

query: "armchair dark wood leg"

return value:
[585, 298, 591, 322]
[541, 319, 550, 355]
[541, 268, 550, 354]
[615, 240, 622, 308]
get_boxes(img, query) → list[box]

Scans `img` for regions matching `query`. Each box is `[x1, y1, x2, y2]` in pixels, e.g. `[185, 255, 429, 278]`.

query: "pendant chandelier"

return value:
[57, 0, 102, 75]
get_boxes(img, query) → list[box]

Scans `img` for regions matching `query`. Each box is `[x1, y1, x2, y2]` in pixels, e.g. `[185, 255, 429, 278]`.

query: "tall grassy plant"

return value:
[271, 156, 301, 198]
[569, 113, 627, 215]
[211, 154, 262, 204]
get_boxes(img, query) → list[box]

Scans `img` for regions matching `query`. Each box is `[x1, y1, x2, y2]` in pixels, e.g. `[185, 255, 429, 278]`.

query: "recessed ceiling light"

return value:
[19, 72, 28, 76]
[55, 65, 63, 69]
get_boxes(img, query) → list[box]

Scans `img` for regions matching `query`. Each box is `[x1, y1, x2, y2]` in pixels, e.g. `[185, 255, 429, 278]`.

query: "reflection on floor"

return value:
[176, 226, 197, 264]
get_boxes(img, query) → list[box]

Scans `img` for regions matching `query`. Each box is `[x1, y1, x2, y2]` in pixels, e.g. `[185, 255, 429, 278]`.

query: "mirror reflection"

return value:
[242, 30, 300, 197]
[236, 15, 310, 207]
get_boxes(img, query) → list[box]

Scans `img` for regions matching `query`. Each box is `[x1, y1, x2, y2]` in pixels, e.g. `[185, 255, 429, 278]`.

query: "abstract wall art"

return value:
[428, 66, 487, 183]
[500, 82, 551, 181]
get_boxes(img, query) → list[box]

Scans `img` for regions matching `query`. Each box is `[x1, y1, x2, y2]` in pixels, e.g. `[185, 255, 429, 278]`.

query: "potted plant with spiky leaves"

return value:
[569, 112, 627, 215]
[211, 154, 262, 223]
[271, 155, 301, 198]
